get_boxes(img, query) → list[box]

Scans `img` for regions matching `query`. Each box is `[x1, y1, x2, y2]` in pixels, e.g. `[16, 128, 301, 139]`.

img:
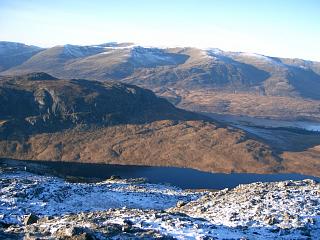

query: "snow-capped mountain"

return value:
[1, 41, 320, 121]
[0, 41, 43, 71]
[129, 46, 188, 67]
[61, 44, 106, 58]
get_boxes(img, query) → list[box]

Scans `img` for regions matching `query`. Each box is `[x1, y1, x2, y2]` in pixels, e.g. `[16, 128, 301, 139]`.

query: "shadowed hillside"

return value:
[0, 72, 295, 175]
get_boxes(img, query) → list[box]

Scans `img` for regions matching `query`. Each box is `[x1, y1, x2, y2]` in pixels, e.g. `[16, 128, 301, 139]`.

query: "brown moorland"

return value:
[0, 73, 319, 176]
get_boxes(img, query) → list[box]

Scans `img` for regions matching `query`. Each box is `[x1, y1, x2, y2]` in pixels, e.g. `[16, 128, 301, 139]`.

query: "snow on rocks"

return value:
[0, 170, 199, 226]
[173, 179, 320, 238]
[1, 165, 319, 239]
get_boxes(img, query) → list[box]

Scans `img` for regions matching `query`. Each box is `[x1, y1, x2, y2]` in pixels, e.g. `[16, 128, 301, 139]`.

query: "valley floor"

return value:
[0, 165, 319, 239]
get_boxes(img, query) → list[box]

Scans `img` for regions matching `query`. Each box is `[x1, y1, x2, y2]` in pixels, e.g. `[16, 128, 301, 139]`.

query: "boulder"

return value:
[176, 201, 186, 208]
[24, 214, 39, 225]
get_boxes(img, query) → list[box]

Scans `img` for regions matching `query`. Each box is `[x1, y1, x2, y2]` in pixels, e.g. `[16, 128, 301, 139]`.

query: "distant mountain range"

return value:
[1, 41, 320, 120]
[0, 41, 42, 72]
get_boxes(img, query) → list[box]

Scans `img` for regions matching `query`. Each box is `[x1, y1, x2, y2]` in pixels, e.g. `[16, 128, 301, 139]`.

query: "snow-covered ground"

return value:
[0, 170, 199, 225]
[0, 166, 319, 239]
[174, 180, 320, 239]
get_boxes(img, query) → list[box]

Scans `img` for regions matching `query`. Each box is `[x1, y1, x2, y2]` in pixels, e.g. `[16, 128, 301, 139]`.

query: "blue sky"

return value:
[0, 0, 319, 61]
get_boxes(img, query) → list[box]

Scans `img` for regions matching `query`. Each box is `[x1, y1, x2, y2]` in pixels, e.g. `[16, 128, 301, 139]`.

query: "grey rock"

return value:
[23, 214, 39, 225]
[176, 201, 186, 208]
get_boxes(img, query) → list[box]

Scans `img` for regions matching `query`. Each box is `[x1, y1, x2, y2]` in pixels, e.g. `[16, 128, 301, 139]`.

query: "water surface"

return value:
[4, 160, 318, 189]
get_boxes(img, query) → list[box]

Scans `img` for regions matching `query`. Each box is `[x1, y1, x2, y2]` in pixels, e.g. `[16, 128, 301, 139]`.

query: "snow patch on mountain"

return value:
[0, 41, 42, 55]
[129, 46, 187, 67]
[235, 52, 285, 66]
[62, 44, 105, 58]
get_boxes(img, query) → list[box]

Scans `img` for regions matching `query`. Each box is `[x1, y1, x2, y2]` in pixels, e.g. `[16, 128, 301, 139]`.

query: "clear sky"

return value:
[0, 0, 319, 61]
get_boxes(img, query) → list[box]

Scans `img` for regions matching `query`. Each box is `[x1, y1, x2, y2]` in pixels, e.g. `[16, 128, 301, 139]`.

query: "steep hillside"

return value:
[0, 72, 291, 175]
[225, 51, 320, 100]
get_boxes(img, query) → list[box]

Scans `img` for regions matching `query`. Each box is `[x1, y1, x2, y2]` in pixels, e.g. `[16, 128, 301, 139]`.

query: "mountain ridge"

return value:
[1, 41, 319, 122]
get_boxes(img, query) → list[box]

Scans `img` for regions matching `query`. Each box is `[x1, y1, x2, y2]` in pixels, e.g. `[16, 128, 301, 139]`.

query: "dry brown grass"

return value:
[172, 90, 320, 121]
[0, 120, 284, 175]
[281, 146, 320, 176]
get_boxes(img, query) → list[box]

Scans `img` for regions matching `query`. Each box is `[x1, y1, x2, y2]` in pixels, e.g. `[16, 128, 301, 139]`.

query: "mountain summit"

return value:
[1, 41, 320, 120]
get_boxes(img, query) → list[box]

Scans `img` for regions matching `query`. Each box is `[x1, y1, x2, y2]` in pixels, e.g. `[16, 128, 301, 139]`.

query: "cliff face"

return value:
[0, 73, 285, 175]
[0, 72, 197, 131]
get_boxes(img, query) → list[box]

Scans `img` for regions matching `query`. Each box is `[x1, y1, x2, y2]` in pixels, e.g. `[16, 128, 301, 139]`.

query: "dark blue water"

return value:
[25, 161, 319, 189]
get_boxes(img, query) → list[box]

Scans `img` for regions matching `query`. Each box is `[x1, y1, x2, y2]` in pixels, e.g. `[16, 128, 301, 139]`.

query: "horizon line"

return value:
[1, 39, 319, 62]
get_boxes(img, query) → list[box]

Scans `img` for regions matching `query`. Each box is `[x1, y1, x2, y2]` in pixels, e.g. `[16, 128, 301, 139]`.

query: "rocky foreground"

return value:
[0, 165, 319, 239]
